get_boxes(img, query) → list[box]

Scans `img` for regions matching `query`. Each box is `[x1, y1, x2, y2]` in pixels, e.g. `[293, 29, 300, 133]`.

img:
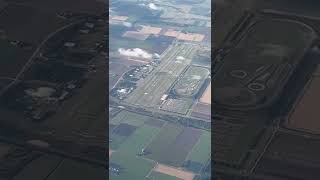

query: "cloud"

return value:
[154, 53, 160, 58]
[122, 22, 132, 27]
[176, 56, 185, 60]
[118, 48, 153, 59]
[139, 3, 160, 10]
[148, 3, 159, 10]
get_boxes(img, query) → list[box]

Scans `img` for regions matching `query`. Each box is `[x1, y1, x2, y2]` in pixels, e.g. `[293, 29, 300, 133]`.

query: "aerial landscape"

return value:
[0, 0, 107, 179]
[109, 0, 211, 180]
[213, 0, 320, 179]
[2, 0, 320, 179]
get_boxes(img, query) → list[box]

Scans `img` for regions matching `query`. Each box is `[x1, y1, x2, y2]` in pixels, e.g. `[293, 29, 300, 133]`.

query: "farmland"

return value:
[191, 103, 211, 121]
[145, 124, 204, 167]
[213, 19, 316, 110]
[184, 131, 211, 172]
[255, 132, 320, 179]
[109, 54, 149, 91]
[148, 171, 181, 180]
[109, 110, 211, 179]
[109, 24, 173, 54]
[199, 82, 211, 104]
[152, 164, 194, 180]
[110, 152, 155, 180]
[0, 0, 109, 179]
[285, 74, 320, 134]
[109, 0, 211, 179]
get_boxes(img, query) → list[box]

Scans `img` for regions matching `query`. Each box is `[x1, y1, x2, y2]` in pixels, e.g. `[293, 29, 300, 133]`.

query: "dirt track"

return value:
[153, 164, 195, 180]
[199, 82, 211, 104]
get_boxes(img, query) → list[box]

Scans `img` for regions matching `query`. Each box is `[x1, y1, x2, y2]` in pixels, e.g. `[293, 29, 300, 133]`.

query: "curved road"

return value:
[0, 19, 85, 96]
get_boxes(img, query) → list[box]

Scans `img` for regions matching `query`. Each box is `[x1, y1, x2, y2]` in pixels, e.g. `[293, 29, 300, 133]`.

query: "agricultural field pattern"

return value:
[109, 0, 211, 180]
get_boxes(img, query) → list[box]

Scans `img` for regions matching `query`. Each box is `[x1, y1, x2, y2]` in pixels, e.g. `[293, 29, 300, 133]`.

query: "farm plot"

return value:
[144, 118, 165, 128]
[109, 110, 148, 126]
[125, 43, 198, 108]
[109, 110, 151, 149]
[112, 123, 137, 137]
[213, 19, 316, 110]
[148, 171, 182, 180]
[109, 60, 135, 80]
[255, 132, 320, 179]
[173, 66, 210, 97]
[109, 150, 114, 158]
[109, 36, 158, 53]
[109, 112, 167, 179]
[109, 133, 129, 150]
[184, 131, 211, 173]
[191, 102, 211, 121]
[109, 151, 155, 180]
[285, 76, 320, 134]
[191, 47, 211, 67]
[145, 124, 202, 167]
[145, 123, 183, 163]
[199, 82, 211, 104]
[153, 164, 195, 180]
[117, 124, 162, 155]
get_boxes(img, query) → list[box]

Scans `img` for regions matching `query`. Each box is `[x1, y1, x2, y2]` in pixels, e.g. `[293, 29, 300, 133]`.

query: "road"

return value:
[248, 118, 280, 173]
[0, 19, 85, 96]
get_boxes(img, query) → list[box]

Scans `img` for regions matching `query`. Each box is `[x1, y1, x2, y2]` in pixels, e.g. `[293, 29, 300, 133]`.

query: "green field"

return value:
[109, 111, 208, 179]
[118, 124, 162, 155]
[109, 36, 157, 53]
[110, 151, 155, 180]
[109, 112, 167, 180]
[186, 131, 211, 164]
[120, 113, 149, 126]
[109, 110, 154, 149]
[109, 133, 128, 150]
[145, 124, 184, 164]
[110, 110, 149, 126]
[147, 171, 182, 180]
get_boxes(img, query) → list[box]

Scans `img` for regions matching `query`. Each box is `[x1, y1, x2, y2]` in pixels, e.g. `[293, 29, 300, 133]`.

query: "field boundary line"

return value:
[184, 131, 206, 163]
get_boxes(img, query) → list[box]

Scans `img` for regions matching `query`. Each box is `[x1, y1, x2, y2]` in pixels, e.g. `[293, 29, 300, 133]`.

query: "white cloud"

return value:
[176, 56, 185, 60]
[118, 48, 153, 59]
[154, 53, 160, 58]
[148, 3, 159, 10]
[139, 3, 160, 10]
[122, 22, 132, 27]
